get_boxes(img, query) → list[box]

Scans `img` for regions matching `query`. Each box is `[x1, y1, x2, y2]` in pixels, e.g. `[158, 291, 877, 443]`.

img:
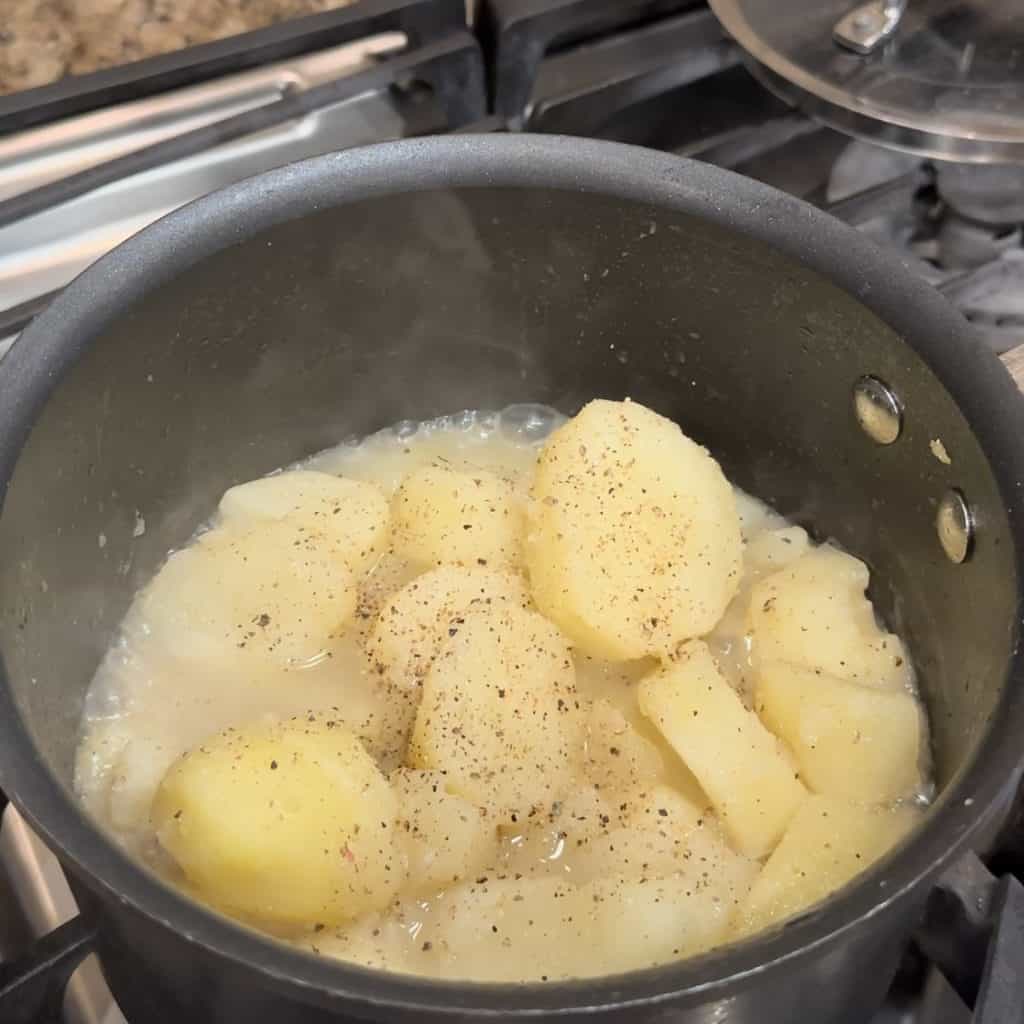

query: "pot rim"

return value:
[2, 133, 1023, 1015]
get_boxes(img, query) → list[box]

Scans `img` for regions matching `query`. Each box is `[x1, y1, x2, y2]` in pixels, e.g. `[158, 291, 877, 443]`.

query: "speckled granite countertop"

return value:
[0, 0, 356, 96]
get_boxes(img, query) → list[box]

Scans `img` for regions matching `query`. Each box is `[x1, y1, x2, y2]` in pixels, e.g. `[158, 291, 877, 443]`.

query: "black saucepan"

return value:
[1, 136, 1023, 1024]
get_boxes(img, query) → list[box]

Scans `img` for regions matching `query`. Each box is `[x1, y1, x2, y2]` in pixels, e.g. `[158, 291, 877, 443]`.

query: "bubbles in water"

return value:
[615, 350, 629, 365]
[476, 411, 499, 438]
[453, 410, 477, 432]
[392, 420, 419, 441]
[498, 404, 563, 443]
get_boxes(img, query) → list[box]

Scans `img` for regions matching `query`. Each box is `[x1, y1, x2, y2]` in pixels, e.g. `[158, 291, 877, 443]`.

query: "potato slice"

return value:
[391, 466, 524, 569]
[407, 604, 585, 822]
[638, 641, 807, 857]
[526, 399, 742, 660]
[583, 698, 665, 794]
[621, 782, 709, 834]
[219, 470, 389, 574]
[429, 867, 749, 980]
[756, 661, 923, 803]
[138, 520, 356, 669]
[585, 871, 745, 969]
[304, 912, 413, 973]
[734, 795, 920, 938]
[367, 565, 529, 690]
[706, 526, 809, 695]
[500, 784, 617, 878]
[152, 714, 401, 926]
[391, 768, 499, 892]
[571, 818, 754, 895]
[322, 799, 752, 979]
[747, 547, 911, 689]
[428, 876, 588, 981]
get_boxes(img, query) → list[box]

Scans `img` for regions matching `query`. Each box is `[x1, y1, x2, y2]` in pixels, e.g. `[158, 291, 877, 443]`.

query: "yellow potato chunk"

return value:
[407, 604, 585, 821]
[621, 782, 709, 834]
[571, 812, 754, 894]
[219, 470, 389, 574]
[366, 565, 529, 690]
[430, 868, 747, 981]
[304, 912, 414, 973]
[391, 466, 524, 569]
[152, 714, 401, 926]
[138, 520, 356, 669]
[734, 795, 920, 938]
[638, 641, 807, 857]
[583, 871, 744, 969]
[501, 785, 616, 878]
[391, 768, 499, 892]
[583, 698, 664, 794]
[748, 547, 911, 689]
[526, 400, 742, 660]
[756, 661, 923, 803]
[705, 526, 810, 696]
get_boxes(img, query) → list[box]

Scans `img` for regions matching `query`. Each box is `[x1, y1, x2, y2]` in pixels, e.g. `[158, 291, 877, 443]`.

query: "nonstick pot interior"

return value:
[0, 136, 1022, 1019]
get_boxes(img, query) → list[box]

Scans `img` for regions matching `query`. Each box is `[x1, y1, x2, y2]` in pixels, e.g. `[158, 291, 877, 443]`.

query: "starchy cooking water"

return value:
[75, 404, 932, 981]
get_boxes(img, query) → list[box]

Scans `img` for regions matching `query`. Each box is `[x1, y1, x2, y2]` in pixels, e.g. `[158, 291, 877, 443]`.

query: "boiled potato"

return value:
[585, 871, 747, 969]
[407, 604, 585, 821]
[747, 547, 911, 689]
[526, 399, 742, 660]
[725, 528, 813, 641]
[367, 565, 529, 690]
[429, 867, 750, 981]
[391, 768, 499, 892]
[638, 641, 807, 857]
[152, 714, 401, 926]
[501, 784, 717, 884]
[571, 816, 754, 893]
[391, 466, 524, 569]
[219, 470, 389, 574]
[756, 661, 923, 803]
[705, 526, 810, 695]
[304, 912, 413, 973]
[138, 519, 356, 669]
[621, 782, 709, 834]
[583, 698, 664, 794]
[501, 784, 616, 878]
[427, 876, 588, 981]
[735, 489, 787, 540]
[744, 525, 810, 575]
[734, 795, 920, 938]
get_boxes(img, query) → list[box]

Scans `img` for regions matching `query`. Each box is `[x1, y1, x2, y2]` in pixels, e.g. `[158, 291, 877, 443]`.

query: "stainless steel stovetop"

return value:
[1, 3, 1022, 1022]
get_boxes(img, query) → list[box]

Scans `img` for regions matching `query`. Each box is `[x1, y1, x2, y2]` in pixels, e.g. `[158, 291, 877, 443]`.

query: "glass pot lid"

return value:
[709, 0, 1024, 163]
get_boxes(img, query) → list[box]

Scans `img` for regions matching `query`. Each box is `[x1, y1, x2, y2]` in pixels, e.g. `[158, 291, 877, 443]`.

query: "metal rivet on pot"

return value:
[936, 489, 974, 564]
[853, 376, 902, 445]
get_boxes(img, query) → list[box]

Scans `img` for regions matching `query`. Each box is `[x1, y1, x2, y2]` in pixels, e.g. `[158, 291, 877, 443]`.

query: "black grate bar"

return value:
[0, 31, 485, 235]
[678, 112, 823, 169]
[0, 291, 61, 341]
[527, 8, 736, 136]
[478, 0, 698, 119]
[821, 168, 928, 226]
[0, 0, 467, 136]
[0, 914, 96, 1024]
